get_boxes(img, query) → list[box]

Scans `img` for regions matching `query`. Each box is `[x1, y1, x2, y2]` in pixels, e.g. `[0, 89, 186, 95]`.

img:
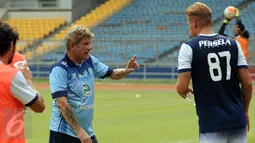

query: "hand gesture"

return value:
[125, 55, 140, 74]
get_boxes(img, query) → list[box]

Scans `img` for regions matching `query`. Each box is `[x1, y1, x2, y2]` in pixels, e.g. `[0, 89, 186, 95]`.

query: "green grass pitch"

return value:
[25, 87, 255, 143]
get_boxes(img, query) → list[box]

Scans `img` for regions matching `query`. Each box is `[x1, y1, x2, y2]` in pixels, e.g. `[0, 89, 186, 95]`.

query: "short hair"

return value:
[185, 2, 212, 26]
[65, 25, 94, 50]
[0, 22, 19, 56]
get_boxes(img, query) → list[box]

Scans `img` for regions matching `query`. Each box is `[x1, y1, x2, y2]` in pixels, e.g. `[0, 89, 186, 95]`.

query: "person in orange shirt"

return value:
[0, 22, 45, 143]
[218, 7, 249, 60]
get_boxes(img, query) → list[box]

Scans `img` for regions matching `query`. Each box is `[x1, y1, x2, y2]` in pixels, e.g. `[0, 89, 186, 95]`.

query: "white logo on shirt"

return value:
[82, 83, 92, 96]
[78, 71, 88, 78]
[72, 73, 77, 79]
[62, 61, 67, 67]
[76, 104, 94, 110]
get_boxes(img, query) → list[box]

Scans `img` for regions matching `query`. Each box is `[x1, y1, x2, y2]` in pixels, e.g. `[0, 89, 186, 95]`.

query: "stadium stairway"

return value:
[52, 0, 133, 41]
[25, 0, 133, 60]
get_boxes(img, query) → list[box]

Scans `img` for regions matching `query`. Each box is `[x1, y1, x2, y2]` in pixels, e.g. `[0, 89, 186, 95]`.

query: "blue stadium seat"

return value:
[43, 0, 248, 63]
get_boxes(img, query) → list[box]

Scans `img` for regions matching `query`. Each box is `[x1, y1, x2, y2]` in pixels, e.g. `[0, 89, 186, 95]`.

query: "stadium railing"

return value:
[26, 39, 181, 63]
[27, 61, 255, 80]
[28, 62, 178, 80]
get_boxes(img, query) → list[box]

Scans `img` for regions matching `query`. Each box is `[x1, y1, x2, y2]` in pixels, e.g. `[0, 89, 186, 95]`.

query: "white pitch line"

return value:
[172, 139, 198, 143]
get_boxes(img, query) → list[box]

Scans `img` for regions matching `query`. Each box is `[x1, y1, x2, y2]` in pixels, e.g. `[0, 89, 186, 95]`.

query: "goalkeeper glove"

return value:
[235, 7, 240, 17]
[223, 18, 231, 24]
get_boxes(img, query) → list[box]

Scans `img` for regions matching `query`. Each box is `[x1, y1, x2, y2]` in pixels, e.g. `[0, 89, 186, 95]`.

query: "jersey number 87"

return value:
[207, 51, 231, 81]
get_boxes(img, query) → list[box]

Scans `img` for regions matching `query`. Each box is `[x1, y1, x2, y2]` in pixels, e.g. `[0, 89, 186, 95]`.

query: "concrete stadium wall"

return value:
[72, 0, 106, 22]
[7, 0, 106, 23]
[58, 0, 72, 9]
[8, 10, 72, 22]
[0, 8, 7, 20]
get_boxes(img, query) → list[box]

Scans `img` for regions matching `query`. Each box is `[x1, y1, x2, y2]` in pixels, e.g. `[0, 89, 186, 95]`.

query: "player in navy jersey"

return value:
[49, 25, 139, 143]
[176, 2, 252, 143]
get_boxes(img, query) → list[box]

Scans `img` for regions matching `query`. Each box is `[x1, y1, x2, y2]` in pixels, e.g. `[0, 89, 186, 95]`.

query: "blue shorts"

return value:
[199, 128, 246, 143]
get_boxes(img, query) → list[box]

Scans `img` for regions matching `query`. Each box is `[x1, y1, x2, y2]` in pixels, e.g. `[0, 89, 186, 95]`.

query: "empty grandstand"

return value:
[1, 0, 254, 79]
[33, 0, 253, 64]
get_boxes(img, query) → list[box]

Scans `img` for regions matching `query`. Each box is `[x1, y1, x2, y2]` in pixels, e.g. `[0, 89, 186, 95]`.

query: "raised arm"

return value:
[218, 19, 229, 37]
[110, 56, 140, 80]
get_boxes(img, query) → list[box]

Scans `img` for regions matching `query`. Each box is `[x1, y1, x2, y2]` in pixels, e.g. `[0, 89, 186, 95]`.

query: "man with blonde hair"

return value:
[176, 2, 252, 143]
[49, 25, 139, 143]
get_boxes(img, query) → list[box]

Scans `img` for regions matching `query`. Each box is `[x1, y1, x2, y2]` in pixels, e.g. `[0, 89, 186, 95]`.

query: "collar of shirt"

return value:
[198, 33, 217, 36]
[64, 54, 85, 67]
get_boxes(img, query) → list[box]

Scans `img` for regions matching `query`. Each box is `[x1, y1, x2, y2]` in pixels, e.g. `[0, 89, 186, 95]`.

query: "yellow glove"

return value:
[235, 7, 240, 17]
[223, 19, 229, 24]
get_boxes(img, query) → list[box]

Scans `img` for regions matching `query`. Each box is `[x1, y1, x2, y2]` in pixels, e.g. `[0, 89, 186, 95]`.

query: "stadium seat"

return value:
[7, 18, 66, 53]
[24, 43, 62, 60]
[40, 0, 251, 63]
[52, 0, 132, 40]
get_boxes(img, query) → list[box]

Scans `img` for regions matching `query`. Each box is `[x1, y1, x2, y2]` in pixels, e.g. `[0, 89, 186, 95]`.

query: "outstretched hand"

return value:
[125, 55, 140, 74]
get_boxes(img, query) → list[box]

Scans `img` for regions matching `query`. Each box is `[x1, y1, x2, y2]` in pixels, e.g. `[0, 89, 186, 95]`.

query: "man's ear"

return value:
[71, 45, 76, 52]
[191, 18, 197, 28]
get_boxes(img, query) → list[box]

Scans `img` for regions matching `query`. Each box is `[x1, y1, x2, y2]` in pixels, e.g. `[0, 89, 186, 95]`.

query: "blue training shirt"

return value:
[49, 54, 112, 138]
[178, 34, 248, 133]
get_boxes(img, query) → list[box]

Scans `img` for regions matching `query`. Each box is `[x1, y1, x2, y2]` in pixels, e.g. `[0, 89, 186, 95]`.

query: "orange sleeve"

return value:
[236, 37, 249, 59]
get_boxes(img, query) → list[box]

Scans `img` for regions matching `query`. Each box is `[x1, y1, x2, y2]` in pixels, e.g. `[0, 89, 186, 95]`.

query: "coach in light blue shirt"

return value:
[49, 25, 139, 143]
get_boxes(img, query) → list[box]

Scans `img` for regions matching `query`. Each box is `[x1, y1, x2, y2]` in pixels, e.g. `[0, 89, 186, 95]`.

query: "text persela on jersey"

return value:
[178, 34, 248, 133]
[198, 38, 231, 48]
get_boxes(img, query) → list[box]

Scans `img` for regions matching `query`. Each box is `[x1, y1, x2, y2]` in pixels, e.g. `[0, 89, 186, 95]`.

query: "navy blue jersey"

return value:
[178, 34, 248, 133]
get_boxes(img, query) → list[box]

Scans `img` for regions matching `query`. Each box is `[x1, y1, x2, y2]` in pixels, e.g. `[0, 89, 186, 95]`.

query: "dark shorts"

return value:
[49, 130, 98, 143]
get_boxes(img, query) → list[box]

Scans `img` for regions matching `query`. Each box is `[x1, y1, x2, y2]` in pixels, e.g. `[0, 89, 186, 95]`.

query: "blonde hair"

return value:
[65, 25, 94, 50]
[185, 2, 212, 25]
